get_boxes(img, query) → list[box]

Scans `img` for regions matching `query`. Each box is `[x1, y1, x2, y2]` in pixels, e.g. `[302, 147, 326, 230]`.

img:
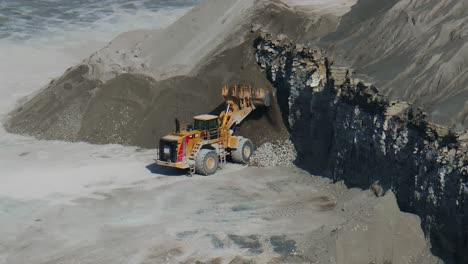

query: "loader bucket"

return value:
[222, 85, 271, 107]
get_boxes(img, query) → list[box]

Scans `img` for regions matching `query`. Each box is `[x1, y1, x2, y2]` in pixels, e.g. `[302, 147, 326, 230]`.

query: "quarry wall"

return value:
[255, 33, 468, 264]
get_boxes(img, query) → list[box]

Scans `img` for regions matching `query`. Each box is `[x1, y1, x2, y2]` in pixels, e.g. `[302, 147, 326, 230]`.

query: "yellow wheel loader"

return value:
[155, 85, 271, 176]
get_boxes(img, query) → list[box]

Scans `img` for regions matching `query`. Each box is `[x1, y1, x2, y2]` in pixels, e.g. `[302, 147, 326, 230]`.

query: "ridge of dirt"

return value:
[321, 0, 468, 130]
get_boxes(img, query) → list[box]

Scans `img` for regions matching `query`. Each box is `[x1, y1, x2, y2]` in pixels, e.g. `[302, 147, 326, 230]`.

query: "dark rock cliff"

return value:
[255, 34, 468, 264]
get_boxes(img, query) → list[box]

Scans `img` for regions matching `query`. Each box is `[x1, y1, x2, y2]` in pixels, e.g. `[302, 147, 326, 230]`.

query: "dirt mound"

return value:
[5, 65, 101, 142]
[83, 0, 257, 82]
[332, 191, 441, 264]
[5, 43, 285, 148]
[321, 0, 468, 130]
[5, 1, 338, 148]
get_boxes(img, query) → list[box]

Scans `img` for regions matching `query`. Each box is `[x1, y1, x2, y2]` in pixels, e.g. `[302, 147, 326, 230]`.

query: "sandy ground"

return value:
[0, 165, 438, 264]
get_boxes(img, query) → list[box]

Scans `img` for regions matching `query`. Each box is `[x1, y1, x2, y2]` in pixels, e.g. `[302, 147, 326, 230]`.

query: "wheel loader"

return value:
[155, 85, 271, 176]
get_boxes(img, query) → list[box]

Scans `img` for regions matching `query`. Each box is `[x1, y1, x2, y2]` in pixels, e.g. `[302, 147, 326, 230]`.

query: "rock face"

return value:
[255, 34, 467, 263]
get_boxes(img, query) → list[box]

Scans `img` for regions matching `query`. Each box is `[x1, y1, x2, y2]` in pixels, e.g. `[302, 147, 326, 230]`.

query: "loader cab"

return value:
[193, 114, 219, 140]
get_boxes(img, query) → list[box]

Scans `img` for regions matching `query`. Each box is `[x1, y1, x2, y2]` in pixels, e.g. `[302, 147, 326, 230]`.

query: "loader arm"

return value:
[220, 85, 271, 130]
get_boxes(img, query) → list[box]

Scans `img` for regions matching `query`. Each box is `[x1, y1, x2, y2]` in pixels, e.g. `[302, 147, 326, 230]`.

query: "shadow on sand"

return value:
[145, 163, 187, 177]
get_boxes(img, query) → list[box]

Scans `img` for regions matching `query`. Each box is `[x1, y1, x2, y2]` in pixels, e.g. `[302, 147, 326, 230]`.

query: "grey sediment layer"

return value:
[321, 0, 468, 130]
[255, 33, 467, 264]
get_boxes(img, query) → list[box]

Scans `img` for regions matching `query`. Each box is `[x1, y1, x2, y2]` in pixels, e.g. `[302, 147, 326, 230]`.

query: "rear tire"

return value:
[195, 149, 219, 175]
[231, 138, 253, 164]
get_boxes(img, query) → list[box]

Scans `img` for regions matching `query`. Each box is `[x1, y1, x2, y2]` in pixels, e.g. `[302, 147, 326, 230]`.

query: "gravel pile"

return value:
[250, 140, 297, 167]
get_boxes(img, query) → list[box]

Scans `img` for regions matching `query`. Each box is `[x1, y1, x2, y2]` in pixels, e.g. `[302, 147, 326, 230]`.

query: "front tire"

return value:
[195, 149, 219, 175]
[231, 138, 253, 164]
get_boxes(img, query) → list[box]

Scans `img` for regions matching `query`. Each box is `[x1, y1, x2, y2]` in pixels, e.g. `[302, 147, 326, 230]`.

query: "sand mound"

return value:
[333, 190, 440, 264]
[5, 1, 338, 148]
[321, 0, 468, 130]
[5, 49, 284, 148]
[83, 0, 256, 82]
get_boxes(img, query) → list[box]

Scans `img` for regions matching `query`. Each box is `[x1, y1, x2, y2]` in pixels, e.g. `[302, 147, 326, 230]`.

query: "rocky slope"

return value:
[255, 33, 467, 264]
[321, 0, 468, 130]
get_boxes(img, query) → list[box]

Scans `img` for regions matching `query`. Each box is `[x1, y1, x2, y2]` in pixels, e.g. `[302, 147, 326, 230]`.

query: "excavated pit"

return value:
[3, 0, 468, 263]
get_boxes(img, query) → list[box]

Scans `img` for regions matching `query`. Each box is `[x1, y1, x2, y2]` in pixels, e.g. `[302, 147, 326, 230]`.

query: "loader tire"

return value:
[195, 149, 219, 175]
[231, 138, 253, 164]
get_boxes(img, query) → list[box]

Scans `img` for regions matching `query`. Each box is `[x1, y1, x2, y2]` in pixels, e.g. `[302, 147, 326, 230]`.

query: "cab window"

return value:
[194, 120, 207, 130]
[193, 119, 218, 130]
[208, 119, 218, 129]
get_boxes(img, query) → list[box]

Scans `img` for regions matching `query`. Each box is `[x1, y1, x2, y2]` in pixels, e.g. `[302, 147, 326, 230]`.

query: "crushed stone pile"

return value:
[250, 139, 297, 167]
